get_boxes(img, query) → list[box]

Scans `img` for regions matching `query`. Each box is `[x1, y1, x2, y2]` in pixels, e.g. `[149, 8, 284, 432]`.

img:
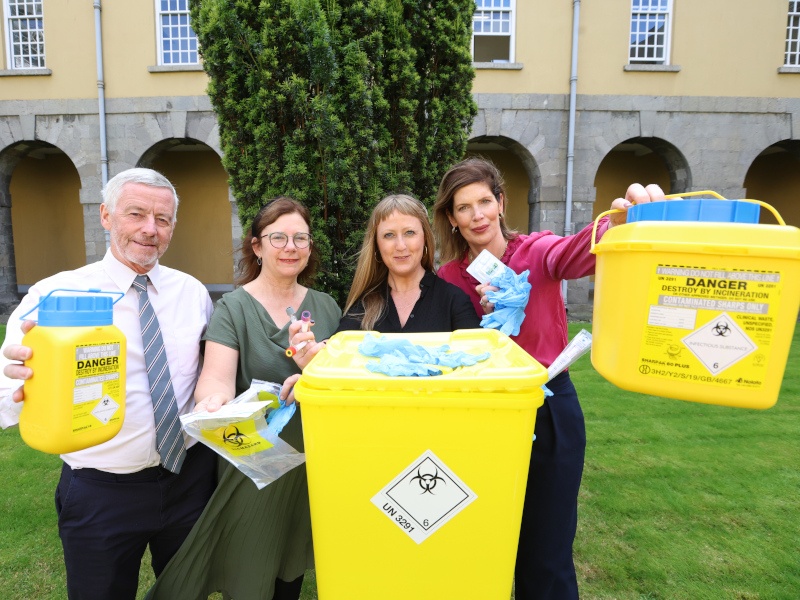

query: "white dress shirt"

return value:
[0, 251, 213, 473]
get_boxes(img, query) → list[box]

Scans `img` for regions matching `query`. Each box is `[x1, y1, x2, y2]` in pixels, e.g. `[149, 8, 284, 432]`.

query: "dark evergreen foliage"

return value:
[192, 0, 476, 304]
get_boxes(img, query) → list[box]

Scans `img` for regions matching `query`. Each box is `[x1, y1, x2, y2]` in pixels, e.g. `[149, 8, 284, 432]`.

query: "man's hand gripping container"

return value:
[590, 192, 800, 409]
[294, 328, 547, 600]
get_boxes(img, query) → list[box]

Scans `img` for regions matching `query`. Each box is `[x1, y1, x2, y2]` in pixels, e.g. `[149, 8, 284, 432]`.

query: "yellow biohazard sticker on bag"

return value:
[201, 419, 274, 457]
[181, 395, 306, 489]
[640, 264, 780, 389]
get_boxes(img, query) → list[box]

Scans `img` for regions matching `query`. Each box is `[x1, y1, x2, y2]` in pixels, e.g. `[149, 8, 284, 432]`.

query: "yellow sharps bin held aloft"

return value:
[19, 290, 126, 454]
[295, 328, 546, 600]
[591, 194, 800, 409]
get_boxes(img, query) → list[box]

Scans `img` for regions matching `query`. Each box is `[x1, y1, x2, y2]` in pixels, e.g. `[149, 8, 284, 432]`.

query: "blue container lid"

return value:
[38, 295, 114, 327]
[626, 199, 760, 224]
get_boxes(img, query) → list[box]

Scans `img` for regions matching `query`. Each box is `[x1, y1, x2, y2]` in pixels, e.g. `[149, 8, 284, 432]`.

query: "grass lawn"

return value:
[1, 322, 798, 599]
[571, 322, 800, 599]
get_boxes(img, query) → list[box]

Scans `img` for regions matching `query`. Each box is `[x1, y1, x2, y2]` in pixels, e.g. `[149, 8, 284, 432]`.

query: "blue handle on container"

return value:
[21, 289, 125, 327]
[591, 192, 786, 254]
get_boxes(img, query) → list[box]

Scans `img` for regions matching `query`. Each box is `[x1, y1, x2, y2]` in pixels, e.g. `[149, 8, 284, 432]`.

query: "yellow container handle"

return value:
[589, 191, 786, 254]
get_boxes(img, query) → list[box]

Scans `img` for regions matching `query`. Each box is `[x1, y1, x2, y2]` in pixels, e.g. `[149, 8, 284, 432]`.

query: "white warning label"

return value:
[370, 450, 477, 544]
[682, 313, 757, 375]
[91, 395, 120, 424]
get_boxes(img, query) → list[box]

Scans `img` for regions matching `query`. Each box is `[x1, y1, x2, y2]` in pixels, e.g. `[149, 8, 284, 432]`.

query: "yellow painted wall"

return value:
[472, 1, 797, 98]
[10, 153, 85, 284]
[101, 1, 207, 99]
[472, 4, 573, 95]
[152, 149, 233, 284]
[3, 1, 794, 102]
[593, 149, 671, 219]
[0, 1, 96, 99]
[0, 0, 207, 101]
[744, 151, 800, 227]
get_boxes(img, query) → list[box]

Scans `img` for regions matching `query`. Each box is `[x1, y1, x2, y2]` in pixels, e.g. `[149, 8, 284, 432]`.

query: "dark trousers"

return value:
[272, 574, 305, 600]
[55, 443, 217, 600]
[515, 371, 586, 600]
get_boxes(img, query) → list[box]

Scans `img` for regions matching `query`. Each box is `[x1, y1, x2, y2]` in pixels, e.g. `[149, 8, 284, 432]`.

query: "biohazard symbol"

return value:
[222, 425, 248, 447]
[712, 321, 731, 337]
[410, 467, 446, 494]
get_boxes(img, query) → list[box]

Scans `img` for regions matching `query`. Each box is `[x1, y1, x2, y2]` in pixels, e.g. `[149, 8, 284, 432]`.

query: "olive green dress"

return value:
[147, 286, 341, 600]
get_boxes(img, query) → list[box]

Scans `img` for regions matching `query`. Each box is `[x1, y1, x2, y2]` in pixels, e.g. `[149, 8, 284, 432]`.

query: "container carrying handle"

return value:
[589, 190, 786, 254]
[20, 288, 126, 322]
[590, 208, 620, 254]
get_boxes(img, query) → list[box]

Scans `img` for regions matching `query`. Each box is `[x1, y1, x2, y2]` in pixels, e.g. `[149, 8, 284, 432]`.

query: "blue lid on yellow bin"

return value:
[626, 199, 760, 223]
[38, 295, 114, 327]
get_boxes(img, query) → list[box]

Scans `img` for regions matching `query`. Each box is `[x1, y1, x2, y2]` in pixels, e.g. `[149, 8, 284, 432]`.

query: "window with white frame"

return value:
[628, 0, 673, 65]
[3, 0, 45, 69]
[156, 0, 198, 65]
[786, 1, 800, 66]
[472, 0, 515, 63]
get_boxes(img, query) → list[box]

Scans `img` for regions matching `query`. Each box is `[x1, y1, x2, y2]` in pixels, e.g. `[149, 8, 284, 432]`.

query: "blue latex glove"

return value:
[359, 334, 448, 364]
[481, 268, 532, 336]
[436, 350, 491, 368]
[358, 334, 490, 376]
[266, 402, 296, 435]
[366, 354, 443, 377]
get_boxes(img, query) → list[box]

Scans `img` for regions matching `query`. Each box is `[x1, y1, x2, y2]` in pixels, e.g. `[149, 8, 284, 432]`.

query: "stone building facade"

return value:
[1, 1, 799, 319]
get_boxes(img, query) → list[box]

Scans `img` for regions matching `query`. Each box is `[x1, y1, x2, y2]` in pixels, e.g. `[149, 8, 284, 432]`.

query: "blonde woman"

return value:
[335, 193, 478, 333]
[282, 193, 479, 405]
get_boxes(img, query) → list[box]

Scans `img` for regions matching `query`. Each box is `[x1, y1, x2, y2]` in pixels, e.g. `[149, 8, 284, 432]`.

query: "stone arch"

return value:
[592, 137, 692, 219]
[743, 139, 800, 226]
[774, 139, 800, 162]
[0, 141, 84, 313]
[109, 110, 222, 174]
[135, 138, 237, 291]
[137, 136, 217, 169]
[632, 137, 692, 193]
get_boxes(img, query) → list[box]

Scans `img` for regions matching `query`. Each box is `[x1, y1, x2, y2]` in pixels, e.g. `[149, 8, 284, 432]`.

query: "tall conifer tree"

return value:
[192, 0, 476, 303]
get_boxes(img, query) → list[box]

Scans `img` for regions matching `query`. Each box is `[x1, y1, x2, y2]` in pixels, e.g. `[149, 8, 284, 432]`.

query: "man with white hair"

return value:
[0, 168, 216, 600]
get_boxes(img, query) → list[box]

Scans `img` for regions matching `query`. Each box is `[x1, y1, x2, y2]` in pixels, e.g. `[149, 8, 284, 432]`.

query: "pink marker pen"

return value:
[286, 310, 312, 357]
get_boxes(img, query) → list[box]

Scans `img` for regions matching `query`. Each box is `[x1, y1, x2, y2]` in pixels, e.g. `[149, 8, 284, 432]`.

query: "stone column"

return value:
[0, 172, 20, 316]
[79, 180, 107, 265]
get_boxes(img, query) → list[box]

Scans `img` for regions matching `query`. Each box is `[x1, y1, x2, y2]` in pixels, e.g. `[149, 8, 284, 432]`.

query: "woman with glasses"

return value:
[147, 197, 341, 600]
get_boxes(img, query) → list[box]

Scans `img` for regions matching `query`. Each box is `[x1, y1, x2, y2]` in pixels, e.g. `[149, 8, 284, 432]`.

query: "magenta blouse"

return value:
[437, 217, 610, 368]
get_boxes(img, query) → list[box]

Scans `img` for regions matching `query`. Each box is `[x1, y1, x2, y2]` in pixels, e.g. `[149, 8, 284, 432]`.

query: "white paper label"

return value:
[466, 249, 508, 284]
[370, 450, 477, 544]
[682, 312, 757, 375]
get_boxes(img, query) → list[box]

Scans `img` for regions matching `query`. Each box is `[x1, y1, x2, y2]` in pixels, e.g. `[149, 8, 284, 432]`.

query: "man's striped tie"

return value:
[133, 275, 186, 473]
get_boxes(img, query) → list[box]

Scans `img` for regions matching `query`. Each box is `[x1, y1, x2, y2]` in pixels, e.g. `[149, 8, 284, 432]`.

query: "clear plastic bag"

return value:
[180, 381, 305, 489]
[547, 329, 592, 382]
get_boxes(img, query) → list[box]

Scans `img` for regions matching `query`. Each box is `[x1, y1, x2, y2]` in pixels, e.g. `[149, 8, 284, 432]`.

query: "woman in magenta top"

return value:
[433, 157, 664, 600]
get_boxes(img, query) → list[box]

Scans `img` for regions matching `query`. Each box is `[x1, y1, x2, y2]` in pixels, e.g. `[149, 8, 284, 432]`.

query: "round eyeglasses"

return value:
[261, 232, 313, 249]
